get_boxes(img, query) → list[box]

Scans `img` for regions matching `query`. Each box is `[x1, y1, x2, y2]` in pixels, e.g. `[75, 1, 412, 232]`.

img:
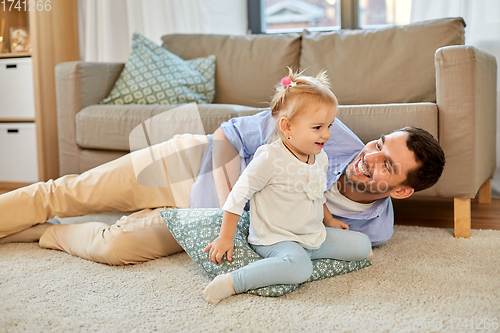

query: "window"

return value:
[248, 0, 412, 33]
[358, 0, 412, 28]
[265, 0, 341, 33]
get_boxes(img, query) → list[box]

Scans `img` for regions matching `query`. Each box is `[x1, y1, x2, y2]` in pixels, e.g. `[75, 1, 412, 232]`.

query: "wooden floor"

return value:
[393, 196, 500, 230]
[1, 188, 499, 231]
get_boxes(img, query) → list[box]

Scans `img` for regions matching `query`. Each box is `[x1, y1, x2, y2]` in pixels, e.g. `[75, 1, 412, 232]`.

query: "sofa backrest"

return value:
[161, 17, 465, 107]
[300, 17, 465, 105]
[162, 33, 301, 108]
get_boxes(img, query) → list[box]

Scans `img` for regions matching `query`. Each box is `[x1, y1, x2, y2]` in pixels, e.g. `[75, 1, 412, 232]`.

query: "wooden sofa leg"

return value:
[478, 179, 492, 204]
[454, 198, 471, 238]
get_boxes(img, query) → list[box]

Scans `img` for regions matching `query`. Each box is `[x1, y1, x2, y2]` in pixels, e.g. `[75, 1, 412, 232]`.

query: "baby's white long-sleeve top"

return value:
[222, 138, 328, 249]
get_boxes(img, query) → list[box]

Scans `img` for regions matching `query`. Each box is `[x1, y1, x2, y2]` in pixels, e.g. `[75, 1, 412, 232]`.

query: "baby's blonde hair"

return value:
[269, 68, 338, 141]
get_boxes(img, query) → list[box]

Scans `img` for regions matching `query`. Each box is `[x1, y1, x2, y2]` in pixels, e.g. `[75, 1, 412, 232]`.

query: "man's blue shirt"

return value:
[190, 111, 394, 246]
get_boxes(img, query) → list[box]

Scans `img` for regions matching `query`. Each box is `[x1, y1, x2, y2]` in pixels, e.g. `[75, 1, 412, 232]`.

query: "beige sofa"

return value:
[55, 17, 497, 238]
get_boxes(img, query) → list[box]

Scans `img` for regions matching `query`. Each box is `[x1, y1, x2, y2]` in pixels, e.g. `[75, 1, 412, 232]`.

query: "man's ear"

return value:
[279, 116, 291, 137]
[389, 186, 414, 200]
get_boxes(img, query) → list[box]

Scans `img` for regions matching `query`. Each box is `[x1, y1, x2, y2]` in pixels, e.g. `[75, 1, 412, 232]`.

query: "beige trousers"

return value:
[0, 134, 209, 265]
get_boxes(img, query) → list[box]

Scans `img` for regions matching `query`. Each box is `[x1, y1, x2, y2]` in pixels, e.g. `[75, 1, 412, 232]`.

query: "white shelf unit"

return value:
[0, 56, 39, 182]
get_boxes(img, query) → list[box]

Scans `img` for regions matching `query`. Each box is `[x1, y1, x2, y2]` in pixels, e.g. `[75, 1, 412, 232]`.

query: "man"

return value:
[0, 111, 445, 265]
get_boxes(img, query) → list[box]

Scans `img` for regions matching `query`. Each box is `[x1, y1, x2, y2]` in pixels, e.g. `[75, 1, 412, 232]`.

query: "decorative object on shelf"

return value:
[0, 18, 5, 53]
[10, 27, 30, 52]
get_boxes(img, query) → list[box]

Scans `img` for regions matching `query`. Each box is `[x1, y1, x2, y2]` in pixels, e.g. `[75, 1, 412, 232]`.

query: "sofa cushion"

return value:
[76, 104, 267, 151]
[76, 103, 437, 153]
[161, 33, 301, 107]
[300, 17, 465, 105]
[100, 32, 216, 105]
[336, 102, 439, 144]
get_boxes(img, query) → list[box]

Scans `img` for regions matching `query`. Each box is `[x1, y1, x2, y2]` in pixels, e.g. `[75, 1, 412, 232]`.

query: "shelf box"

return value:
[0, 122, 39, 182]
[0, 57, 36, 119]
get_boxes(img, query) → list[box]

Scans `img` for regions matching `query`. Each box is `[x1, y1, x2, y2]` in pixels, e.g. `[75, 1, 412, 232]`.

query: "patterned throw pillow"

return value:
[100, 32, 215, 105]
[160, 208, 371, 297]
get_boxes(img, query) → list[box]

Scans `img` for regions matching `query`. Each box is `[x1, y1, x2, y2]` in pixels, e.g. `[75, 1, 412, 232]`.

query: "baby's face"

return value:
[286, 102, 337, 157]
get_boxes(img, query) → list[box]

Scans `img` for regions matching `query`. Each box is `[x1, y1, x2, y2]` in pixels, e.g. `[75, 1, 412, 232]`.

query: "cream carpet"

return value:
[1, 225, 499, 332]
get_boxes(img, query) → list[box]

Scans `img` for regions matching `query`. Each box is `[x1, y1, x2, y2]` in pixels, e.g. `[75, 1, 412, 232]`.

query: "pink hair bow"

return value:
[281, 76, 296, 87]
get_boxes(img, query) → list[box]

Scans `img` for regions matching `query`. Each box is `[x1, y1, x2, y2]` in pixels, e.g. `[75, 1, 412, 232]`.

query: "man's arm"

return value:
[330, 198, 394, 247]
[212, 127, 241, 208]
[211, 110, 273, 207]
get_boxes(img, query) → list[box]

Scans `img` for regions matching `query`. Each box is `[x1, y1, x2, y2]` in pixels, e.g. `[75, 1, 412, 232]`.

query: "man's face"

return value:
[344, 131, 420, 195]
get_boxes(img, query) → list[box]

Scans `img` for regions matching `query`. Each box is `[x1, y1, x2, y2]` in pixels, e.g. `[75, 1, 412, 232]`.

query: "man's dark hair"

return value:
[395, 127, 445, 192]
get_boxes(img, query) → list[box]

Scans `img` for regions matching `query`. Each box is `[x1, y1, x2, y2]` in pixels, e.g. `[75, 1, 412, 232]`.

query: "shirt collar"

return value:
[331, 196, 391, 219]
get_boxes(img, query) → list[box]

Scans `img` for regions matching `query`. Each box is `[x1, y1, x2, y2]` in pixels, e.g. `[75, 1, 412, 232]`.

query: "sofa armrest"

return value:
[435, 45, 497, 198]
[55, 61, 124, 176]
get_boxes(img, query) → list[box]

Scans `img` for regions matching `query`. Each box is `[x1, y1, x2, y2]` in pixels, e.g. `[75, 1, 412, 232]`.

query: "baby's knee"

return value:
[353, 233, 372, 261]
[283, 254, 313, 284]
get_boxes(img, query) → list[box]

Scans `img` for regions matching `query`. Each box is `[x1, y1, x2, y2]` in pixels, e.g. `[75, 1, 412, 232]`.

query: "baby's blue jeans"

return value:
[231, 227, 372, 294]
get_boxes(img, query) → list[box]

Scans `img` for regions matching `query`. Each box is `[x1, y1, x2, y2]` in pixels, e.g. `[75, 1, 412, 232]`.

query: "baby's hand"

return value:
[325, 217, 349, 230]
[203, 236, 234, 264]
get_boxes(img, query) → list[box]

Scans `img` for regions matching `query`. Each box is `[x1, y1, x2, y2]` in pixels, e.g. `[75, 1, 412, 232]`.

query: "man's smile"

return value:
[354, 158, 371, 178]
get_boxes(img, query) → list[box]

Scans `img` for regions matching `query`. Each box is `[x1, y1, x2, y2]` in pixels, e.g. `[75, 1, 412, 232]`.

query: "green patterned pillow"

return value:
[100, 32, 215, 105]
[160, 208, 371, 297]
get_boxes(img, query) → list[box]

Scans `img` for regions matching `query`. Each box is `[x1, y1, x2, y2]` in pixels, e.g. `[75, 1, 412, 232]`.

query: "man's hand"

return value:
[203, 236, 234, 264]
